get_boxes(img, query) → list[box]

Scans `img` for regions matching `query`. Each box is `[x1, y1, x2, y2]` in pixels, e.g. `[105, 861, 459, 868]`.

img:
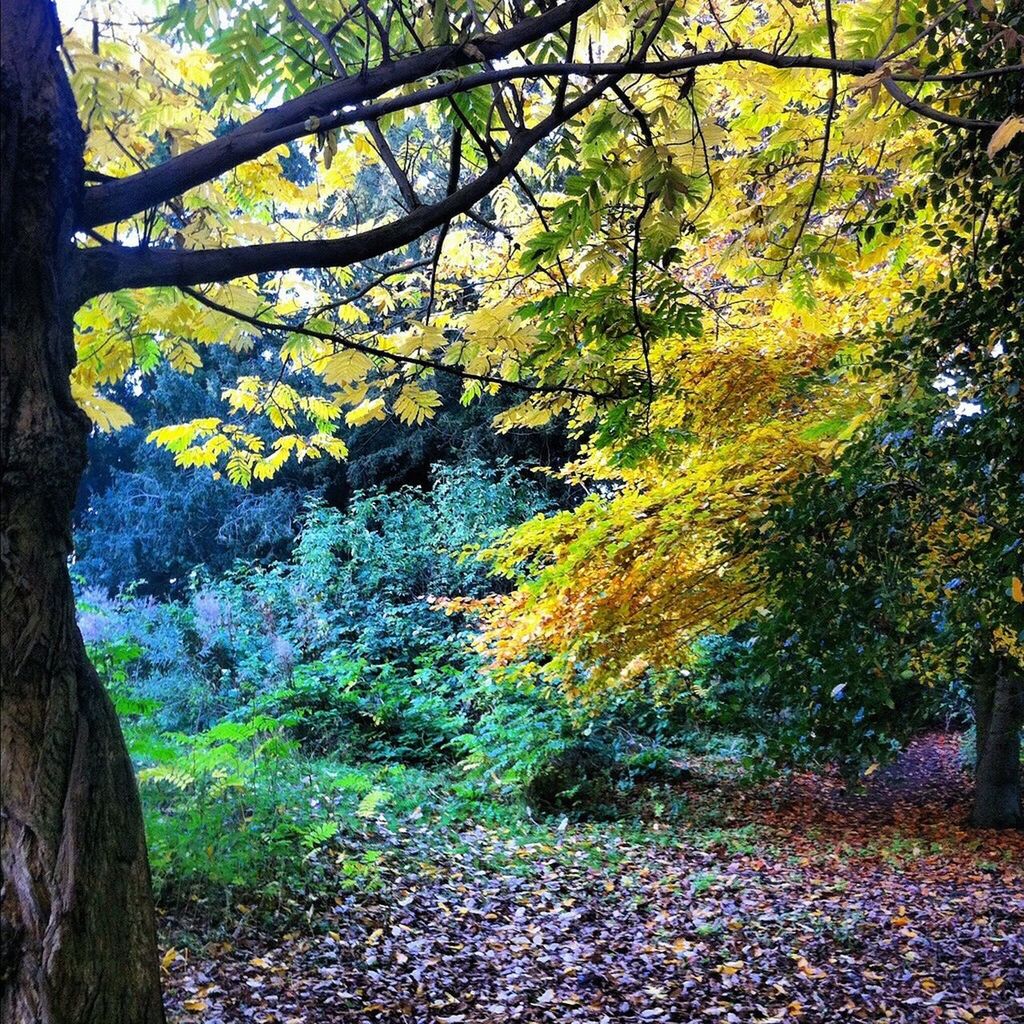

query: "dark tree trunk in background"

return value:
[1, 1, 165, 1019]
[971, 660, 1023, 829]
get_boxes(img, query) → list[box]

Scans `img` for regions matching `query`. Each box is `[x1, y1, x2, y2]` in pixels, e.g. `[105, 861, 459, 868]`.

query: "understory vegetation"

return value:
[79, 452, 986, 925]
[78, 458, 711, 917]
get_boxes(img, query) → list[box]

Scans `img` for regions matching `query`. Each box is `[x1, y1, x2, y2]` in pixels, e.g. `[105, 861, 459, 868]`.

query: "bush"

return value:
[456, 677, 691, 818]
[77, 460, 583, 912]
[77, 460, 552, 736]
[264, 653, 469, 763]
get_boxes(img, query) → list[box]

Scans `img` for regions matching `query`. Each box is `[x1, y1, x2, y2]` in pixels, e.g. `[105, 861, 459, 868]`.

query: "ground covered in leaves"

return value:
[162, 734, 1022, 1023]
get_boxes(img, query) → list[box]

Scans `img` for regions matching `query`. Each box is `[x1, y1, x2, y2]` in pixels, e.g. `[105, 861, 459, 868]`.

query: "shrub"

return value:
[456, 677, 691, 817]
[264, 653, 469, 763]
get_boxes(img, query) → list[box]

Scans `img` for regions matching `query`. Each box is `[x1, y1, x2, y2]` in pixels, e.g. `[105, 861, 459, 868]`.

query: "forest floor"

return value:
[161, 733, 1023, 1024]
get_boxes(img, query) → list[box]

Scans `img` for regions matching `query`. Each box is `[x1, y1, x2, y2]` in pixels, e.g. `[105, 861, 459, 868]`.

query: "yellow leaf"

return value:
[849, 66, 890, 97]
[345, 397, 387, 426]
[71, 382, 134, 432]
[1011, 576, 1023, 603]
[352, 132, 377, 160]
[319, 349, 373, 386]
[797, 957, 826, 979]
[160, 947, 179, 972]
[182, 998, 207, 1012]
[393, 383, 442, 425]
[986, 115, 1024, 160]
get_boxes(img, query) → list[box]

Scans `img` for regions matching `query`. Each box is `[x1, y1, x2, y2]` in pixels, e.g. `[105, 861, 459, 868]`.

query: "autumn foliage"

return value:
[1, 0, 1022, 1020]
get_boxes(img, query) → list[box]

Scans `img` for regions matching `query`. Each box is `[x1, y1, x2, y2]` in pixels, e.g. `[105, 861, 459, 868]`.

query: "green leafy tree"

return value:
[752, 64, 1024, 826]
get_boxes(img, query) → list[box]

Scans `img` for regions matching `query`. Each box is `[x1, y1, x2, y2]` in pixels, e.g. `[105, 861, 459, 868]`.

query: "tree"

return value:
[473, 5, 1022, 827]
[750, 78, 1024, 827]
[2, 4, 164, 1019]
[752, 359, 1023, 827]
[0, 0, 1016, 1018]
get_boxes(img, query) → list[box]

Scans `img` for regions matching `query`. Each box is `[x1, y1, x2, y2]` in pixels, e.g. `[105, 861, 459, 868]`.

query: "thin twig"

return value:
[308, 258, 433, 316]
[181, 285, 622, 401]
[779, 0, 839, 274]
[426, 129, 463, 323]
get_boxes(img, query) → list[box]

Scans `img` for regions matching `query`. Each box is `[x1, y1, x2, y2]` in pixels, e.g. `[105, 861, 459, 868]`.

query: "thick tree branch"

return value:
[881, 77, 1002, 130]
[74, 75, 619, 302]
[78, 40, 1007, 231]
[79, 0, 600, 228]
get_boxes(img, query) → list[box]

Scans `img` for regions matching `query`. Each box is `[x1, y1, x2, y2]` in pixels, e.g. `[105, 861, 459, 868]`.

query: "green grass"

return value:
[691, 870, 720, 895]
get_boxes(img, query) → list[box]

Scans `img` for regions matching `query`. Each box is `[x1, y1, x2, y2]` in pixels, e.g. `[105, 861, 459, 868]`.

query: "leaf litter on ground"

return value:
[162, 734, 1022, 1023]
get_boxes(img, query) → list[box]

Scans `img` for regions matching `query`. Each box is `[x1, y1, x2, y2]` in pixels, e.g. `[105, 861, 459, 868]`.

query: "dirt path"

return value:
[162, 734, 1022, 1024]
[739, 732, 977, 824]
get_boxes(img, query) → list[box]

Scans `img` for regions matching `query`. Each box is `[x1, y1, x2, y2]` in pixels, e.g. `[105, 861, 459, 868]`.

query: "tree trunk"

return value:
[1, 1, 165, 1020]
[971, 659, 1023, 829]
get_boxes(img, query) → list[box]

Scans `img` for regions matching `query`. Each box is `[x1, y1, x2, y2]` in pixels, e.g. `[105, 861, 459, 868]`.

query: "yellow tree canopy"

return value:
[65, 0, 1021, 688]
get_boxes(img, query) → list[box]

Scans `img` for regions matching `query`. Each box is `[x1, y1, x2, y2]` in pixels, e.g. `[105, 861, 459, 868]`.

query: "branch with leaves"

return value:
[65, 0, 1024, 487]
[78, 43, 1015, 232]
[75, 68, 623, 299]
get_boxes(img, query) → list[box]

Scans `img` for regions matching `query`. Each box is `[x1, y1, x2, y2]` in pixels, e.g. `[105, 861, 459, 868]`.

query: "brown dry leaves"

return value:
[164, 736, 1022, 1023]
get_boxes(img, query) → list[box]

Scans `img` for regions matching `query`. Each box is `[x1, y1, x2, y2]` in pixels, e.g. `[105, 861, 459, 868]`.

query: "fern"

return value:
[356, 788, 392, 818]
[138, 765, 195, 790]
[300, 820, 339, 851]
[331, 770, 374, 794]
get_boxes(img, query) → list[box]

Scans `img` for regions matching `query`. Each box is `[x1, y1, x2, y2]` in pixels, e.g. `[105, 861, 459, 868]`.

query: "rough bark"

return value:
[1, 1, 165, 1020]
[971, 660, 1023, 830]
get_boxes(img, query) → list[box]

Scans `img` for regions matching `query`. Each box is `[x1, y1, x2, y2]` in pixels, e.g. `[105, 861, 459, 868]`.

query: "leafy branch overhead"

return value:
[71, 1, 1021, 476]
[68, 1, 1021, 710]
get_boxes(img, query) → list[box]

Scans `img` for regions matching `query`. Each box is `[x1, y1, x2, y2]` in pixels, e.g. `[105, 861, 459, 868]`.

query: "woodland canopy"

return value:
[0, 0, 1021, 1020]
